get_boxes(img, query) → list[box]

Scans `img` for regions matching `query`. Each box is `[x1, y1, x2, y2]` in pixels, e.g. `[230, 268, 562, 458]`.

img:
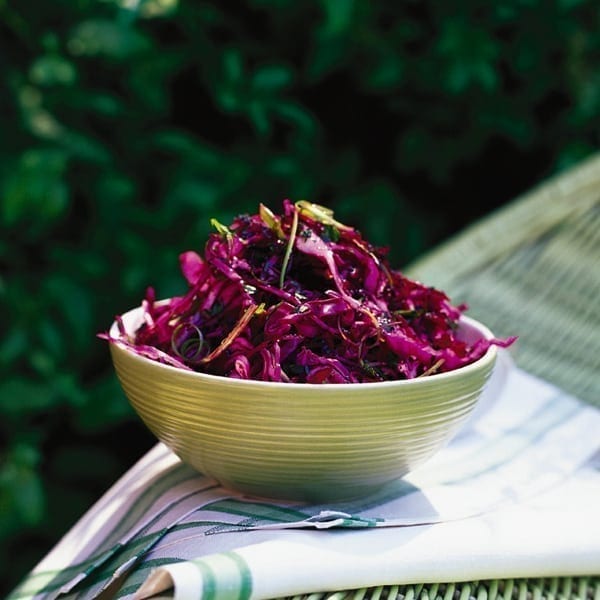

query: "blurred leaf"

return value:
[76, 376, 137, 432]
[68, 19, 150, 59]
[0, 329, 29, 368]
[574, 74, 600, 120]
[395, 127, 431, 173]
[0, 380, 57, 415]
[128, 51, 183, 111]
[476, 107, 536, 146]
[307, 0, 357, 80]
[558, 0, 588, 9]
[306, 37, 347, 81]
[29, 55, 77, 87]
[95, 172, 136, 209]
[60, 129, 112, 163]
[44, 276, 94, 352]
[82, 91, 125, 116]
[252, 64, 293, 91]
[556, 141, 597, 171]
[249, 0, 297, 6]
[320, 0, 355, 35]
[364, 53, 403, 90]
[0, 444, 45, 528]
[139, 0, 179, 19]
[437, 19, 499, 93]
[266, 155, 299, 178]
[153, 130, 223, 168]
[1, 148, 69, 227]
[222, 47, 244, 82]
[165, 178, 220, 210]
[248, 100, 270, 136]
[272, 102, 316, 136]
[17, 85, 64, 140]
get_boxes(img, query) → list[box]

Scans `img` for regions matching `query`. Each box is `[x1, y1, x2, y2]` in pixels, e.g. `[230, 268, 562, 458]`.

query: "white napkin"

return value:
[130, 359, 600, 600]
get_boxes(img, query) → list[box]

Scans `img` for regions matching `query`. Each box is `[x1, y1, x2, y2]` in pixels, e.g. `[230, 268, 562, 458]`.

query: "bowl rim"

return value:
[109, 304, 497, 391]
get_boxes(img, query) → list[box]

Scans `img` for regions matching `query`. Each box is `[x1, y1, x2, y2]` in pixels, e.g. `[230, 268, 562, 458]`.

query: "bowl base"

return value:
[214, 476, 410, 505]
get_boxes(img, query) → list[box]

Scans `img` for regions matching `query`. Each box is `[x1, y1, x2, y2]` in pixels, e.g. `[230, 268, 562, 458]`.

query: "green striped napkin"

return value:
[10, 355, 600, 600]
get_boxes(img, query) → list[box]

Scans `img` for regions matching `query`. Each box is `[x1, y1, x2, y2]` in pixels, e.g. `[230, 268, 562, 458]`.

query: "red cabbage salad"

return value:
[103, 200, 515, 383]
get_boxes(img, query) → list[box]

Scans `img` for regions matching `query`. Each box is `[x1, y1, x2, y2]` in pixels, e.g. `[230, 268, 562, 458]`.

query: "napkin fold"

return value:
[10, 355, 600, 600]
[135, 467, 600, 600]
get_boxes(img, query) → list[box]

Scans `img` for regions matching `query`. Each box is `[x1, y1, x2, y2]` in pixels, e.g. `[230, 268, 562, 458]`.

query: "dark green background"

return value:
[1, 0, 598, 594]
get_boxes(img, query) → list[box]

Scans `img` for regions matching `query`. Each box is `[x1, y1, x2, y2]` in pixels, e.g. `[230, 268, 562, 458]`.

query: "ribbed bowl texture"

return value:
[109, 306, 497, 502]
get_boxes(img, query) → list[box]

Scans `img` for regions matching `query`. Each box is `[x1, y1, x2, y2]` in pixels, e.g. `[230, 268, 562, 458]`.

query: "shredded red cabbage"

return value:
[103, 201, 515, 383]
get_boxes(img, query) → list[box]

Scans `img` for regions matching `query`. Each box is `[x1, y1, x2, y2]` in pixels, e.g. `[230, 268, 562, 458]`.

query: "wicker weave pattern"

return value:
[288, 576, 600, 600]
[406, 154, 600, 407]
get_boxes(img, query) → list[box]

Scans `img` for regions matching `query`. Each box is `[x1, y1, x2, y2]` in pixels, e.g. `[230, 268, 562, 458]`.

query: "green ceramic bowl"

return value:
[109, 305, 497, 502]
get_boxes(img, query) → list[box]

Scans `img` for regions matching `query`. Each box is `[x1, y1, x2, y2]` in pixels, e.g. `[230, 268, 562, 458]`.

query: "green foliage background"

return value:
[0, 0, 598, 593]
